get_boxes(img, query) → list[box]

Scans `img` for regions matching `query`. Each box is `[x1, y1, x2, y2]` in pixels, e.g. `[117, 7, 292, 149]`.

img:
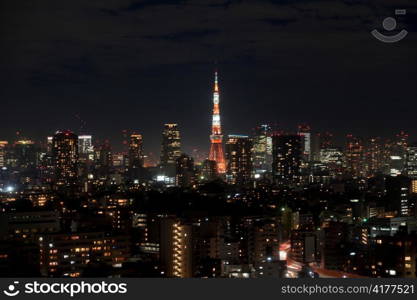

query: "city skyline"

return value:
[1, 67, 417, 158]
[1, 0, 417, 281]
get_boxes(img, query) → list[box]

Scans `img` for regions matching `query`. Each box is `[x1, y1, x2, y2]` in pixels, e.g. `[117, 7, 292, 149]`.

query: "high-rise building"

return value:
[52, 130, 78, 188]
[38, 232, 130, 277]
[160, 219, 193, 278]
[46, 136, 53, 154]
[95, 140, 113, 178]
[291, 230, 318, 264]
[272, 134, 302, 186]
[112, 153, 125, 168]
[161, 124, 181, 166]
[200, 159, 218, 181]
[248, 220, 280, 267]
[310, 132, 333, 162]
[252, 125, 272, 174]
[345, 135, 365, 178]
[176, 154, 196, 187]
[129, 134, 144, 169]
[298, 124, 311, 162]
[0, 141, 8, 168]
[385, 131, 409, 177]
[208, 71, 226, 174]
[385, 176, 412, 217]
[406, 145, 417, 179]
[395, 131, 409, 157]
[78, 135, 94, 157]
[127, 133, 145, 184]
[321, 222, 349, 271]
[13, 140, 38, 170]
[77, 136, 94, 184]
[319, 147, 344, 177]
[225, 135, 253, 185]
[40, 137, 55, 184]
[366, 137, 383, 177]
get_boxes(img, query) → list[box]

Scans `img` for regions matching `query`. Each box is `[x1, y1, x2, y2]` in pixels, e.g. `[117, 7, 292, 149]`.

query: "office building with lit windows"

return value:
[225, 135, 253, 186]
[272, 134, 302, 186]
[161, 124, 181, 166]
[252, 125, 272, 174]
[176, 154, 196, 187]
[365, 137, 384, 176]
[0, 211, 60, 240]
[319, 147, 344, 176]
[78, 135, 94, 157]
[291, 230, 318, 264]
[385, 131, 409, 176]
[298, 124, 311, 162]
[200, 159, 218, 181]
[385, 176, 412, 217]
[129, 134, 144, 169]
[406, 145, 417, 179]
[38, 232, 130, 277]
[52, 130, 78, 188]
[13, 140, 38, 170]
[345, 135, 365, 178]
[0, 141, 8, 168]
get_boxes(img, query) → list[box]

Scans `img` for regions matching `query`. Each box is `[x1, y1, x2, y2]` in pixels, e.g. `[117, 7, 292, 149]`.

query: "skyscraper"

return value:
[176, 154, 196, 187]
[298, 124, 311, 162]
[129, 133, 144, 169]
[272, 134, 302, 186]
[406, 144, 417, 179]
[13, 140, 38, 170]
[78, 135, 94, 157]
[200, 159, 218, 181]
[47, 136, 53, 154]
[208, 71, 226, 174]
[0, 141, 8, 168]
[252, 125, 272, 174]
[345, 135, 365, 178]
[389, 131, 409, 175]
[310, 132, 333, 162]
[52, 130, 78, 188]
[319, 147, 344, 177]
[160, 124, 181, 167]
[96, 140, 113, 177]
[225, 135, 253, 185]
[128, 133, 145, 183]
[365, 137, 383, 177]
[395, 131, 409, 156]
[385, 176, 412, 217]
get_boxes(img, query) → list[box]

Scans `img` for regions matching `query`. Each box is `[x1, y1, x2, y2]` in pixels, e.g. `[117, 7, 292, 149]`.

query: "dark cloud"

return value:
[144, 29, 221, 42]
[0, 0, 416, 155]
[99, 8, 120, 16]
[260, 18, 297, 27]
[124, 0, 186, 11]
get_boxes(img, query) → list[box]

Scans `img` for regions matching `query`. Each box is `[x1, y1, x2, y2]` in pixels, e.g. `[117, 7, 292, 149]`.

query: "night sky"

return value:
[1, 0, 416, 156]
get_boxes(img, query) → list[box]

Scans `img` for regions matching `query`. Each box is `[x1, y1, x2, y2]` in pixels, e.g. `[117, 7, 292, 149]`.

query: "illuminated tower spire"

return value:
[209, 71, 226, 173]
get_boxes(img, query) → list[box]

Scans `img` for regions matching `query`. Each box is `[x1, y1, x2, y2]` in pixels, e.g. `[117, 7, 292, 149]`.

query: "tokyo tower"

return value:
[209, 71, 226, 173]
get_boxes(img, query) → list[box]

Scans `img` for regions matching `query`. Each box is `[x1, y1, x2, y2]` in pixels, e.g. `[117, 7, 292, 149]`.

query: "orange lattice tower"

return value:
[208, 71, 226, 173]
